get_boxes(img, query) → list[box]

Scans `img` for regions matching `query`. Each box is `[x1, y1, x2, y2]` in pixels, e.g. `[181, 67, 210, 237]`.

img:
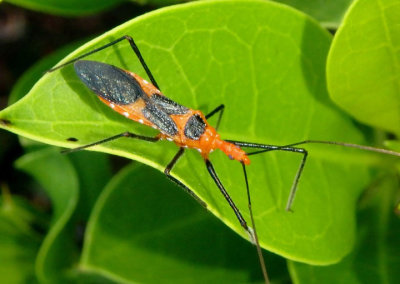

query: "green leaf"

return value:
[15, 148, 79, 283]
[386, 140, 400, 152]
[0, 192, 42, 283]
[81, 163, 286, 283]
[273, 0, 353, 28]
[68, 151, 112, 219]
[15, 148, 112, 282]
[4, 0, 124, 16]
[1, 0, 377, 264]
[288, 174, 400, 283]
[8, 40, 86, 150]
[327, 0, 400, 136]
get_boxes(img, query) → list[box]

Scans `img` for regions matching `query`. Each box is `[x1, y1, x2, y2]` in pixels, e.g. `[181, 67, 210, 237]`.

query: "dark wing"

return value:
[141, 101, 179, 136]
[150, 93, 188, 115]
[74, 60, 145, 105]
[75, 60, 188, 137]
[141, 90, 189, 136]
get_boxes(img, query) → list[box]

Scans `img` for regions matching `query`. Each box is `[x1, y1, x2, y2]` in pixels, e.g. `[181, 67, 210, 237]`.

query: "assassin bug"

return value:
[48, 35, 400, 284]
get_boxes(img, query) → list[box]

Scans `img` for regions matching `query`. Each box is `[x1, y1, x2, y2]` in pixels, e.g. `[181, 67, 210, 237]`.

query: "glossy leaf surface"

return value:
[274, 0, 353, 28]
[0, 0, 374, 263]
[327, 0, 400, 136]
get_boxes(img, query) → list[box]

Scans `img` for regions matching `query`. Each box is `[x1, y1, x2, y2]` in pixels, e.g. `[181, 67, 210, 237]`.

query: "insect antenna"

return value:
[241, 162, 270, 284]
[281, 140, 400, 157]
[246, 140, 400, 157]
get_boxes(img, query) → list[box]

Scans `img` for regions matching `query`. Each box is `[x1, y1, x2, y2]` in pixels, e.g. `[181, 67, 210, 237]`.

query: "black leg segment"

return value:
[47, 35, 160, 90]
[164, 147, 207, 208]
[62, 132, 160, 154]
[205, 104, 225, 131]
[241, 163, 269, 284]
[226, 140, 308, 212]
[205, 159, 249, 231]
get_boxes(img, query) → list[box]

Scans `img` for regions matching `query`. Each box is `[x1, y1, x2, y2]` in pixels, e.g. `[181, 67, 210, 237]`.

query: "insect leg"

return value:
[205, 104, 225, 131]
[205, 159, 249, 231]
[206, 159, 271, 282]
[226, 140, 308, 211]
[164, 147, 207, 208]
[48, 35, 160, 90]
[241, 162, 269, 284]
[167, 150, 269, 283]
[62, 132, 160, 154]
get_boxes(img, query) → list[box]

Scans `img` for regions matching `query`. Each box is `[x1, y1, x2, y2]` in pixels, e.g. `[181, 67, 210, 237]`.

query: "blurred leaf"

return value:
[0, 0, 383, 264]
[386, 140, 400, 152]
[15, 148, 79, 283]
[327, 0, 400, 136]
[80, 163, 286, 283]
[288, 174, 400, 283]
[68, 151, 112, 219]
[14, 147, 112, 282]
[0, 191, 42, 284]
[139, 0, 186, 5]
[9, 40, 84, 105]
[274, 0, 353, 28]
[4, 0, 125, 16]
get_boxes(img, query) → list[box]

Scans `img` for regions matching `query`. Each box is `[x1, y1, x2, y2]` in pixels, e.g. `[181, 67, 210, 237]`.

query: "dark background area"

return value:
[0, 2, 156, 105]
[0, 2, 154, 196]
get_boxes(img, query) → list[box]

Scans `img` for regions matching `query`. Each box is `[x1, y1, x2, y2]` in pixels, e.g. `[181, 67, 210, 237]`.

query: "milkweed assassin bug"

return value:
[48, 35, 400, 284]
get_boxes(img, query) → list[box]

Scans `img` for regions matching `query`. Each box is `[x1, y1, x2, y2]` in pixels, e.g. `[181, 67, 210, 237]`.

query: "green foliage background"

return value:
[0, 0, 399, 283]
